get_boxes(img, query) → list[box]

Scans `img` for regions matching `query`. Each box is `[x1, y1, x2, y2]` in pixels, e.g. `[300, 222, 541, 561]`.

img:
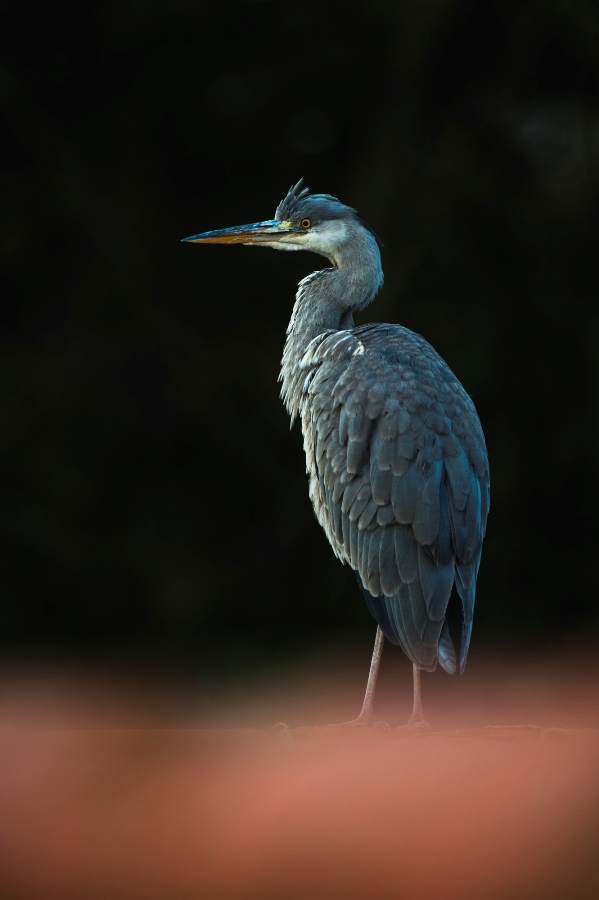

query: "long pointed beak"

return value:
[182, 219, 296, 245]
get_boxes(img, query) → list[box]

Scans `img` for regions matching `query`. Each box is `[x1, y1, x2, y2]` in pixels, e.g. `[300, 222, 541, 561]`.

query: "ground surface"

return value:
[1, 654, 598, 899]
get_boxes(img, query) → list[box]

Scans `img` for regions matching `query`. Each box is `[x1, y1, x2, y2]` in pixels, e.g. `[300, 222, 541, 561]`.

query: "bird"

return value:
[183, 180, 489, 729]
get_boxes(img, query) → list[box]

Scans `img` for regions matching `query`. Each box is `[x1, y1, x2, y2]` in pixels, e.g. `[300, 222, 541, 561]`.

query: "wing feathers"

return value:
[437, 620, 457, 674]
[373, 431, 395, 470]
[358, 497, 378, 531]
[379, 528, 400, 595]
[418, 543, 455, 621]
[341, 477, 363, 515]
[347, 439, 364, 474]
[371, 466, 393, 506]
[376, 503, 395, 527]
[394, 525, 418, 584]
[296, 322, 488, 675]
[391, 466, 418, 524]
[366, 530, 383, 595]
[412, 458, 442, 545]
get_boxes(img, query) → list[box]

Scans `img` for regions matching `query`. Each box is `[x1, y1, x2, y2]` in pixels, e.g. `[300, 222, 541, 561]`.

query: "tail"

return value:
[356, 573, 458, 675]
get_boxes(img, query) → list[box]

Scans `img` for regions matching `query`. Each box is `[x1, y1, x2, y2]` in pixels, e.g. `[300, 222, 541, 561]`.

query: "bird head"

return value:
[182, 180, 382, 267]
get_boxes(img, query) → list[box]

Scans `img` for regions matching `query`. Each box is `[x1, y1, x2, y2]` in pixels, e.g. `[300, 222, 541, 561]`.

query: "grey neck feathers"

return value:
[279, 225, 383, 421]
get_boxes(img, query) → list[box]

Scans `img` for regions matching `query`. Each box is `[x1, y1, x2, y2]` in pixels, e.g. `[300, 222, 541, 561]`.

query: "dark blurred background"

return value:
[1, 0, 598, 690]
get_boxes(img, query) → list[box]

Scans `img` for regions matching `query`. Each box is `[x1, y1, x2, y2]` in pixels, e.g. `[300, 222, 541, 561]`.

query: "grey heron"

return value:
[183, 180, 489, 728]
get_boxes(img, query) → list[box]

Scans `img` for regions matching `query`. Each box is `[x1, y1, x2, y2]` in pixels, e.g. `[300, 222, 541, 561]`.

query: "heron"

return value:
[183, 180, 489, 729]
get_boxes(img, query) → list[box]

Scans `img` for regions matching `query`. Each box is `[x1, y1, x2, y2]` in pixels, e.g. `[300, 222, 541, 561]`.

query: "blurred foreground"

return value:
[1, 646, 599, 899]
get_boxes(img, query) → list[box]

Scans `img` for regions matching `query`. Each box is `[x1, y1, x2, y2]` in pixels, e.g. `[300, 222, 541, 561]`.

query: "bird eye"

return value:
[300, 218, 311, 229]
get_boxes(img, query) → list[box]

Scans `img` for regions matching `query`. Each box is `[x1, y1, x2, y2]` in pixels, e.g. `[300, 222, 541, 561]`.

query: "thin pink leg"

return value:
[402, 663, 431, 730]
[356, 626, 385, 722]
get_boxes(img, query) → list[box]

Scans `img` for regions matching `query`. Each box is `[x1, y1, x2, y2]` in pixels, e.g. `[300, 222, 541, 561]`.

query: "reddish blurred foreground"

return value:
[1, 648, 599, 899]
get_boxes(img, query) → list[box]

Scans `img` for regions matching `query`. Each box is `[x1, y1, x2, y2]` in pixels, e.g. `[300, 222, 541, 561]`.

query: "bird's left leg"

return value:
[399, 664, 431, 731]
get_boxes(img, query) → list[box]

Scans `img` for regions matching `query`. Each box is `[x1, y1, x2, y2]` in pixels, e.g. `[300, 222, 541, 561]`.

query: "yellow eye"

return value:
[300, 218, 311, 229]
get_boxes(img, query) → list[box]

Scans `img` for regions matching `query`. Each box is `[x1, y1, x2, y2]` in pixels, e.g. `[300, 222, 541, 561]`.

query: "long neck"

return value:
[279, 229, 383, 421]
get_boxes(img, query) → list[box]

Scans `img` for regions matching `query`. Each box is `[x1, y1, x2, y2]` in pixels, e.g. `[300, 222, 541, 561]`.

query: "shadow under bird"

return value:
[183, 181, 489, 728]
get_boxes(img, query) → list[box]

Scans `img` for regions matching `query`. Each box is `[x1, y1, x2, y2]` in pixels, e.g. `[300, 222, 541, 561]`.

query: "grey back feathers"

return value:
[278, 183, 489, 675]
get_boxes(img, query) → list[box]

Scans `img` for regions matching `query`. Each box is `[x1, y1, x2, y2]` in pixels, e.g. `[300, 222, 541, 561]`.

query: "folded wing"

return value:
[300, 323, 489, 673]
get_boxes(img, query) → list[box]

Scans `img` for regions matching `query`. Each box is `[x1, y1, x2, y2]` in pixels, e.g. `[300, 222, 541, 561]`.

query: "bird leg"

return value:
[327, 626, 387, 729]
[356, 625, 385, 723]
[400, 664, 431, 731]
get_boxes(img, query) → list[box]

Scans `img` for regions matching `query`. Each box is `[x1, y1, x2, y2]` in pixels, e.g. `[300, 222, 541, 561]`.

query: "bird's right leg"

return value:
[328, 626, 388, 729]
[355, 625, 385, 723]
